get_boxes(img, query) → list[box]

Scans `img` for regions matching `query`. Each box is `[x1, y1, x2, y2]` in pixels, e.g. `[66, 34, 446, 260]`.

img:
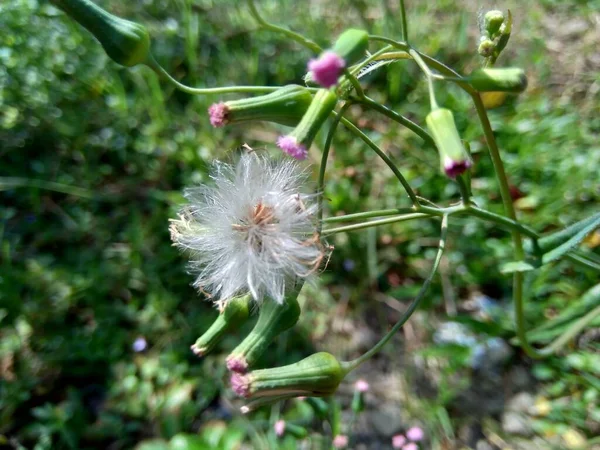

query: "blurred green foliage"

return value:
[1, 0, 599, 449]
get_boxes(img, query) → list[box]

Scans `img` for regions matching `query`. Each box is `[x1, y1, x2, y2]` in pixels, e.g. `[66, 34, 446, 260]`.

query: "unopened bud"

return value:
[226, 294, 301, 373]
[307, 29, 368, 88]
[208, 85, 313, 128]
[190, 294, 251, 357]
[232, 352, 347, 412]
[277, 89, 338, 159]
[51, 0, 151, 67]
[478, 38, 495, 58]
[426, 108, 472, 178]
[467, 68, 527, 93]
[484, 10, 505, 37]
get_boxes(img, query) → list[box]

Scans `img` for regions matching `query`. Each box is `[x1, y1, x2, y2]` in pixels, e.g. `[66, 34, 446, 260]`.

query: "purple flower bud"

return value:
[230, 372, 250, 397]
[274, 419, 286, 437]
[308, 51, 345, 88]
[392, 434, 407, 449]
[443, 157, 472, 179]
[208, 102, 229, 127]
[354, 379, 369, 392]
[332, 435, 349, 448]
[406, 426, 424, 442]
[277, 136, 308, 160]
[226, 355, 249, 373]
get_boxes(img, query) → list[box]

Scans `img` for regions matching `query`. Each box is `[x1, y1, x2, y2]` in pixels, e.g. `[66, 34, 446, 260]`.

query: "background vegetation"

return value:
[1, 0, 599, 449]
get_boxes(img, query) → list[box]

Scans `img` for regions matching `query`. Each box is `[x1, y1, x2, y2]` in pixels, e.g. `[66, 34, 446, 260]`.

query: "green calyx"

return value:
[248, 352, 346, 397]
[227, 293, 301, 372]
[288, 89, 338, 148]
[483, 10, 505, 37]
[468, 68, 527, 93]
[426, 108, 472, 178]
[331, 29, 369, 66]
[222, 85, 313, 127]
[51, 0, 151, 67]
[191, 294, 251, 356]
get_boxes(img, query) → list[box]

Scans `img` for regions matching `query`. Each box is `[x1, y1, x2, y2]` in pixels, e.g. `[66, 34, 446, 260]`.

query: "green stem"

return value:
[148, 57, 280, 95]
[464, 205, 538, 239]
[358, 96, 436, 148]
[338, 116, 420, 206]
[321, 213, 431, 237]
[317, 102, 352, 232]
[409, 48, 438, 109]
[343, 215, 449, 371]
[323, 207, 418, 224]
[398, 0, 409, 42]
[349, 45, 394, 76]
[247, 0, 322, 53]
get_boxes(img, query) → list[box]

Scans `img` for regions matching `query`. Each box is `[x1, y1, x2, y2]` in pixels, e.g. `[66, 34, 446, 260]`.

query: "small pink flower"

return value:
[226, 355, 248, 373]
[308, 51, 345, 88]
[230, 373, 250, 397]
[277, 135, 308, 160]
[402, 443, 418, 450]
[355, 379, 370, 393]
[392, 434, 407, 448]
[332, 435, 349, 448]
[406, 426, 424, 442]
[274, 419, 286, 437]
[443, 157, 472, 178]
[208, 102, 229, 127]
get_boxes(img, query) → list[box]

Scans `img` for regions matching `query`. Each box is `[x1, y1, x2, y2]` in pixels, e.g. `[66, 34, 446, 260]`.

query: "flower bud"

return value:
[51, 0, 151, 67]
[484, 10, 505, 37]
[208, 85, 314, 128]
[277, 89, 338, 159]
[477, 38, 495, 58]
[307, 29, 368, 88]
[226, 294, 301, 373]
[190, 294, 251, 357]
[425, 108, 472, 178]
[231, 352, 347, 412]
[351, 379, 369, 412]
[467, 68, 527, 93]
[274, 420, 307, 439]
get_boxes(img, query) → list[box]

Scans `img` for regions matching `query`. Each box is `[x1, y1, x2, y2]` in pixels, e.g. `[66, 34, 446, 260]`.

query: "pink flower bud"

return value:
[308, 51, 345, 88]
[274, 419, 286, 437]
[354, 379, 369, 392]
[332, 434, 349, 448]
[226, 356, 249, 373]
[230, 373, 250, 398]
[208, 102, 228, 127]
[392, 434, 407, 448]
[277, 136, 308, 160]
[406, 426, 424, 441]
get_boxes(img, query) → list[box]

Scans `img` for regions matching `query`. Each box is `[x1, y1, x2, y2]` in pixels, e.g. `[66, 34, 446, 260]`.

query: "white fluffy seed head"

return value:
[170, 152, 327, 304]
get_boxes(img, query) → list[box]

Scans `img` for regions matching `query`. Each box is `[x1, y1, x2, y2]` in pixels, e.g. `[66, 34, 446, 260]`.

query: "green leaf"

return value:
[500, 260, 536, 274]
[539, 211, 600, 264]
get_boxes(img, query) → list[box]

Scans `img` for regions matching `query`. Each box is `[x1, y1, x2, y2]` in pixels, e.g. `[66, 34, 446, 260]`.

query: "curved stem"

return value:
[464, 205, 538, 239]
[323, 207, 419, 224]
[321, 213, 431, 236]
[343, 215, 449, 371]
[409, 48, 438, 109]
[317, 102, 352, 232]
[148, 57, 280, 95]
[398, 0, 409, 42]
[337, 116, 420, 206]
[247, 0, 322, 53]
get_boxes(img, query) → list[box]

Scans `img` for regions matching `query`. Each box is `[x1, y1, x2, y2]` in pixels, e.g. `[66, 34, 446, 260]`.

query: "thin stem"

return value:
[338, 116, 420, 206]
[464, 205, 538, 239]
[323, 207, 418, 224]
[343, 215, 449, 371]
[342, 68, 366, 99]
[359, 96, 436, 148]
[247, 0, 322, 53]
[317, 103, 352, 232]
[398, 0, 409, 42]
[321, 213, 431, 237]
[370, 50, 410, 61]
[349, 45, 394, 76]
[148, 57, 280, 95]
[409, 48, 438, 109]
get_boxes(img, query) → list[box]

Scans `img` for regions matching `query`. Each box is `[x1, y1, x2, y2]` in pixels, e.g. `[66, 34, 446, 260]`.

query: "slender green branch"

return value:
[409, 48, 438, 109]
[323, 207, 418, 224]
[358, 96, 436, 148]
[317, 103, 352, 232]
[321, 213, 431, 237]
[148, 57, 280, 95]
[398, 0, 409, 42]
[349, 45, 394, 76]
[464, 205, 538, 239]
[342, 215, 449, 371]
[338, 115, 420, 206]
[247, 0, 322, 53]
